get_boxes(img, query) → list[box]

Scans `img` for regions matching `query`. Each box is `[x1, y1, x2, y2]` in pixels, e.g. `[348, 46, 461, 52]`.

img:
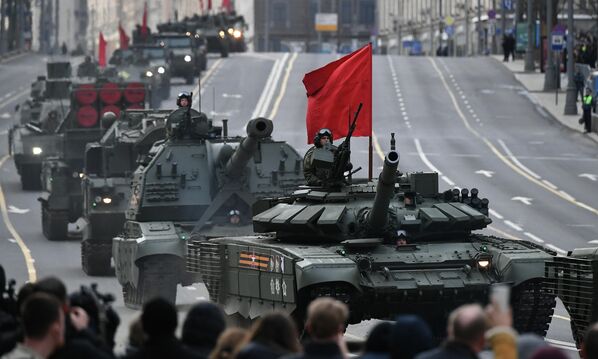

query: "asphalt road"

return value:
[1, 52, 597, 356]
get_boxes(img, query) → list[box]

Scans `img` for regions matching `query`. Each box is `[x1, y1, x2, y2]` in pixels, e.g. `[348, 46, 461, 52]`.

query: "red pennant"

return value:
[141, 2, 148, 39]
[119, 23, 130, 50]
[98, 32, 107, 68]
[303, 44, 372, 143]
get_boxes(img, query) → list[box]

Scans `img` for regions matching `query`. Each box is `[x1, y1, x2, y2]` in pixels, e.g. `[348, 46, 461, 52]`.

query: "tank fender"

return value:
[489, 246, 554, 285]
[294, 258, 361, 292]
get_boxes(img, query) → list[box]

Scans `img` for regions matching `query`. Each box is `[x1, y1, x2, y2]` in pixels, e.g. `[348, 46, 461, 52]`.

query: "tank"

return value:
[113, 109, 305, 309]
[8, 62, 72, 190]
[39, 79, 149, 241]
[108, 45, 171, 107]
[79, 109, 168, 275]
[152, 32, 206, 84]
[186, 133, 563, 337]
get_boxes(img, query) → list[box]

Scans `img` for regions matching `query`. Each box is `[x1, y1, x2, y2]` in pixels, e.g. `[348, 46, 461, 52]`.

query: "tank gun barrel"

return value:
[224, 117, 273, 177]
[367, 150, 400, 233]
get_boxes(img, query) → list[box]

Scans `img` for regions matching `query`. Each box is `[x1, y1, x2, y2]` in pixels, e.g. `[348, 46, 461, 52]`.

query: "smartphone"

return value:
[490, 284, 511, 312]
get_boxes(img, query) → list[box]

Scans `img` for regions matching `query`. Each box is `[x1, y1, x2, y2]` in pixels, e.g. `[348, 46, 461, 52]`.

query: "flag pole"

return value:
[368, 135, 372, 181]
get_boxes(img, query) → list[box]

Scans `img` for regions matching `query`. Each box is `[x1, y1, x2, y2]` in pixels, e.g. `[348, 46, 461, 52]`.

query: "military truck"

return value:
[186, 128, 564, 337]
[9, 62, 72, 190]
[80, 109, 167, 275]
[153, 33, 207, 84]
[109, 45, 171, 107]
[39, 80, 148, 241]
[113, 108, 305, 308]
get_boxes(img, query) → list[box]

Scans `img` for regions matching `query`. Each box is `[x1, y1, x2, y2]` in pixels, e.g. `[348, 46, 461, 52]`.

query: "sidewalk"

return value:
[491, 55, 598, 144]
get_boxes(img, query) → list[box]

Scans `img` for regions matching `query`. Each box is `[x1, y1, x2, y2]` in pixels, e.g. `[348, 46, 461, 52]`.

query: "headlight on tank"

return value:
[184, 55, 192, 62]
[32, 146, 43, 155]
[102, 197, 112, 204]
[477, 260, 490, 269]
[476, 254, 492, 270]
[227, 28, 234, 35]
[72, 171, 84, 179]
[145, 70, 154, 77]
[219, 30, 225, 39]
[157, 66, 165, 74]
[233, 30, 242, 39]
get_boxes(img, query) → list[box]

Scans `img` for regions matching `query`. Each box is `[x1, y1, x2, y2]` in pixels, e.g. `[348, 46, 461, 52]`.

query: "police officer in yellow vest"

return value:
[582, 88, 595, 133]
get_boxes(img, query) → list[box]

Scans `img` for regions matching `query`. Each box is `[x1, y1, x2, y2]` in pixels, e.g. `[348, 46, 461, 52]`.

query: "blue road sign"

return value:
[551, 24, 566, 52]
[445, 25, 455, 37]
[503, 0, 513, 10]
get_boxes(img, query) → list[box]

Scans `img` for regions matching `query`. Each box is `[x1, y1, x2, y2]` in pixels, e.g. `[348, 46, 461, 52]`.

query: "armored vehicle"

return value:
[9, 62, 72, 190]
[186, 129, 563, 337]
[40, 80, 148, 241]
[80, 109, 167, 275]
[153, 33, 207, 84]
[109, 45, 171, 107]
[113, 108, 305, 308]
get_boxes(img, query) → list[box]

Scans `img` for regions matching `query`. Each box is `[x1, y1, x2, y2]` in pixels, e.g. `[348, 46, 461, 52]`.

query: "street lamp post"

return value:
[465, 0, 470, 55]
[564, 0, 577, 115]
[543, 0, 557, 91]
[477, 0, 482, 55]
[524, 0, 535, 71]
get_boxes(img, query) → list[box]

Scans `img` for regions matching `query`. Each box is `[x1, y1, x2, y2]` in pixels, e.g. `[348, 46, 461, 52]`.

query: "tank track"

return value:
[81, 240, 113, 276]
[512, 278, 556, 336]
[186, 239, 223, 302]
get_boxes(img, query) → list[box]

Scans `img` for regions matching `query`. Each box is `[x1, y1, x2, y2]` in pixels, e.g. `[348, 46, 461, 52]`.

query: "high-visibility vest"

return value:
[584, 95, 593, 105]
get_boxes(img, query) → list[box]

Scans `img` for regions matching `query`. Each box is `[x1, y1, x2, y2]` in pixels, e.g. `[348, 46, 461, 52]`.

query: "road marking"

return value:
[488, 226, 522, 240]
[504, 220, 523, 231]
[191, 58, 223, 104]
[552, 314, 571, 322]
[372, 132, 385, 161]
[541, 179, 558, 190]
[511, 196, 533, 206]
[0, 155, 36, 282]
[579, 173, 598, 181]
[546, 244, 567, 255]
[0, 88, 28, 110]
[252, 53, 289, 119]
[475, 170, 494, 178]
[7, 205, 29, 214]
[589, 240, 598, 244]
[489, 209, 504, 220]
[497, 139, 541, 179]
[222, 93, 243, 99]
[524, 232, 545, 243]
[414, 138, 455, 186]
[269, 52, 298, 120]
[6, 237, 16, 243]
[544, 338, 577, 350]
[428, 57, 598, 217]
[0, 112, 10, 119]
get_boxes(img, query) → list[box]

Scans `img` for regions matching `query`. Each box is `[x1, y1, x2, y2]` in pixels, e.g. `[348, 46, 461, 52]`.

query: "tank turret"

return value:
[367, 150, 399, 233]
[224, 118, 273, 177]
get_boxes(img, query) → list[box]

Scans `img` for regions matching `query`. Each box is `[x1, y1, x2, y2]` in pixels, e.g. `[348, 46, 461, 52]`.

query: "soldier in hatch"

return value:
[303, 128, 336, 186]
[77, 56, 99, 77]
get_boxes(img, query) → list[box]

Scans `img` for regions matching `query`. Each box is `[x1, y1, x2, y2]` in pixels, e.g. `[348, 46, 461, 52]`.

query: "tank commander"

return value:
[77, 56, 99, 77]
[303, 128, 336, 186]
[228, 209, 241, 225]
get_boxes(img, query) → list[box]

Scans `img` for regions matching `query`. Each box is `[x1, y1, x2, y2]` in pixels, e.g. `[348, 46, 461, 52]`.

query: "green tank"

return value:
[186, 132, 564, 337]
[79, 110, 167, 276]
[9, 62, 72, 190]
[113, 110, 305, 309]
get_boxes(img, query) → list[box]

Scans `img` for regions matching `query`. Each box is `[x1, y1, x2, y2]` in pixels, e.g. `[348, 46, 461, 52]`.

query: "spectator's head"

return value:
[447, 304, 487, 353]
[209, 328, 247, 359]
[363, 321, 391, 354]
[21, 292, 65, 353]
[529, 347, 568, 359]
[305, 297, 349, 341]
[17, 282, 37, 315]
[583, 322, 598, 359]
[128, 316, 145, 349]
[141, 298, 178, 339]
[246, 312, 301, 354]
[517, 333, 549, 359]
[34, 277, 69, 313]
[182, 302, 226, 350]
[391, 315, 434, 359]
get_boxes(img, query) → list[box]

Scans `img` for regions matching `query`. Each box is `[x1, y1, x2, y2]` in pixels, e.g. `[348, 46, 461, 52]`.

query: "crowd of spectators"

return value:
[3, 275, 598, 359]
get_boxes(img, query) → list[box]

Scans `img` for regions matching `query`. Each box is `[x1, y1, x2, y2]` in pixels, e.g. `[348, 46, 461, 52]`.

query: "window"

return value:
[271, 1, 288, 28]
[358, 0, 375, 25]
[341, 0, 352, 24]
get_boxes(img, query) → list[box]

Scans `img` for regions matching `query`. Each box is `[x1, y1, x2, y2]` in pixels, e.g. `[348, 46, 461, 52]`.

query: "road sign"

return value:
[551, 24, 566, 52]
[315, 13, 337, 32]
[503, 0, 513, 10]
[445, 15, 454, 26]
[488, 9, 496, 19]
[445, 25, 455, 37]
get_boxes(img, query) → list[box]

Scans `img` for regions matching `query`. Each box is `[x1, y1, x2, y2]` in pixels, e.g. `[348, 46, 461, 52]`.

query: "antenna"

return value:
[198, 73, 202, 113]
[212, 86, 216, 119]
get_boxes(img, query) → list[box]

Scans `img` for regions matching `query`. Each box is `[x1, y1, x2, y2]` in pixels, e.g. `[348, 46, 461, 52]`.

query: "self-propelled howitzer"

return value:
[187, 141, 560, 337]
[113, 111, 304, 308]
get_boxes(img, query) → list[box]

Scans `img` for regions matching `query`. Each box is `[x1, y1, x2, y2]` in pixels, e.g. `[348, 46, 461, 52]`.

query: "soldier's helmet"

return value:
[313, 128, 333, 147]
[177, 91, 192, 107]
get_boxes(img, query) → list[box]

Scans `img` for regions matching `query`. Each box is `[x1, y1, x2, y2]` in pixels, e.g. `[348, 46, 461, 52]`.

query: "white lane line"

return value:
[269, 52, 298, 120]
[504, 220, 523, 232]
[524, 232, 545, 243]
[497, 139, 542, 180]
[552, 315, 571, 322]
[413, 139, 456, 186]
[251, 53, 289, 119]
[545, 338, 577, 349]
[489, 209, 504, 220]
[558, 190, 575, 202]
[541, 179, 558, 190]
[546, 244, 567, 255]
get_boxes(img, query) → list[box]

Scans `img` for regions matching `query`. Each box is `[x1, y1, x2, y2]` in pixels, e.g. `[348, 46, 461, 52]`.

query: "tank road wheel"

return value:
[41, 205, 68, 241]
[20, 164, 42, 190]
[122, 255, 180, 310]
[81, 240, 113, 276]
[511, 279, 556, 337]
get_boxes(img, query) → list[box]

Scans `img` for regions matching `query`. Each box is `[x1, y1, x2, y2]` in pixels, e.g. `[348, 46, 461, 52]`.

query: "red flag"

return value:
[118, 23, 130, 49]
[141, 2, 148, 39]
[222, 0, 233, 13]
[303, 44, 372, 144]
[199, 0, 204, 14]
[208, 0, 212, 11]
[98, 32, 107, 68]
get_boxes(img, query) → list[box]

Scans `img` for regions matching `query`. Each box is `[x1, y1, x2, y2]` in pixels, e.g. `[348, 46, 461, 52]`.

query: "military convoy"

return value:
[40, 79, 148, 241]
[153, 33, 207, 84]
[113, 107, 305, 308]
[9, 62, 72, 189]
[80, 110, 167, 275]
